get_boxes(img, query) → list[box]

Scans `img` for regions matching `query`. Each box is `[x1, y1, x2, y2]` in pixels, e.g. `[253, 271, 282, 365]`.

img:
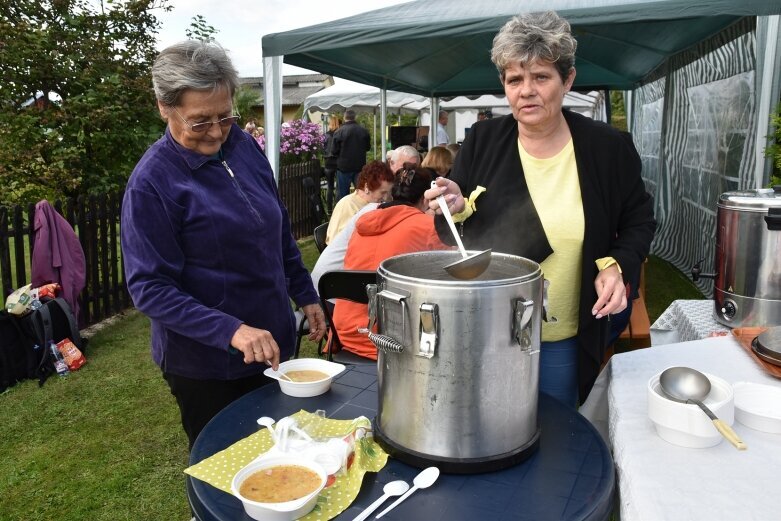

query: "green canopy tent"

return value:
[262, 0, 780, 175]
[263, 0, 778, 94]
[261, 0, 781, 293]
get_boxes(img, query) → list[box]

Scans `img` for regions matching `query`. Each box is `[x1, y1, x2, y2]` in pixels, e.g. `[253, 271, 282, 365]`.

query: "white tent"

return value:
[305, 88, 606, 143]
[304, 81, 427, 115]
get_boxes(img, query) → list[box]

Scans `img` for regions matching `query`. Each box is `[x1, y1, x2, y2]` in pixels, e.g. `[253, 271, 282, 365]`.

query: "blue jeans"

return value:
[336, 170, 358, 201]
[539, 336, 579, 408]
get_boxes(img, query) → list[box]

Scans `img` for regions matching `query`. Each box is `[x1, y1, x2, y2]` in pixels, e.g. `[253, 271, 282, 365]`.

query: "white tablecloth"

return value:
[580, 335, 781, 521]
[650, 299, 730, 345]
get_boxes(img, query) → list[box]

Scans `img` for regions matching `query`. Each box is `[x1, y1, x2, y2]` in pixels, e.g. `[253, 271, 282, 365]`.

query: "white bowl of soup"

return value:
[264, 359, 346, 397]
[231, 456, 327, 521]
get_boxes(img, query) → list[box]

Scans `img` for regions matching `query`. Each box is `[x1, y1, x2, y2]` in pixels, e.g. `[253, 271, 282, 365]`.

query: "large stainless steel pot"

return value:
[369, 251, 543, 473]
[713, 187, 781, 327]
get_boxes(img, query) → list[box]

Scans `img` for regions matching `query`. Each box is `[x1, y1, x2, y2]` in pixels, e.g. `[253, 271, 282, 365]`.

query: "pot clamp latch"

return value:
[418, 303, 438, 359]
[512, 299, 537, 353]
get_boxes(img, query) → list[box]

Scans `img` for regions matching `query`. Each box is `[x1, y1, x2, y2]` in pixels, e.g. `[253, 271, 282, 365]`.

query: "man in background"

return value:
[389, 145, 420, 173]
[436, 110, 450, 145]
[332, 108, 370, 201]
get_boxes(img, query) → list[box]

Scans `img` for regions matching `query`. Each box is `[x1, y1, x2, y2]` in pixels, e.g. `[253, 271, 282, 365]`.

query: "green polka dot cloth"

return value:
[185, 410, 389, 520]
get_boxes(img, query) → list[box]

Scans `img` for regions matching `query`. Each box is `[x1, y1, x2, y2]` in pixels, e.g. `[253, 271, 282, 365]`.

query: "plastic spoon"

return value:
[375, 467, 439, 519]
[256, 416, 276, 436]
[351, 480, 409, 521]
[432, 182, 491, 279]
[263, 361, 294, 381]
[659, 366, 747, 450]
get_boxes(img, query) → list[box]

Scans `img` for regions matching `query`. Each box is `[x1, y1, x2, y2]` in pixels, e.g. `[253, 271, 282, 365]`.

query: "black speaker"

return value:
[389, 126, 418, 149]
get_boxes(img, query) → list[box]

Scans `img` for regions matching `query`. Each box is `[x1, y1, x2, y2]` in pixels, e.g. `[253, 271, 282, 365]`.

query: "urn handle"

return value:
[369, 332, 404, 354]
[365, 289, 409, 355]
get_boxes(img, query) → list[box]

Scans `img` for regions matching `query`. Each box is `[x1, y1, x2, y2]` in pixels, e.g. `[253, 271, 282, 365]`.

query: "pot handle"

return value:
[512, 298, 538, 354]
[362, 289, 408, 355]
[765, 207, 781, 231]
[368, 332, 404, 354]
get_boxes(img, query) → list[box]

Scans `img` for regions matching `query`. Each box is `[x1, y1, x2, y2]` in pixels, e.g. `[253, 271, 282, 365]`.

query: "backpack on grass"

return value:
[19, 297, 85, 358]
[0, 310, 42, 392]
[0, 297, 86, 389]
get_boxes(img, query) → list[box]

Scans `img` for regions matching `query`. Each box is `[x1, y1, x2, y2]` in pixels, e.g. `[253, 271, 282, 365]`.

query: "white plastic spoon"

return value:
[351, 480, 409, 521]
[256, 416, 276, 436]
[375, 467, 439, 519]
[263, 360, 294, 381]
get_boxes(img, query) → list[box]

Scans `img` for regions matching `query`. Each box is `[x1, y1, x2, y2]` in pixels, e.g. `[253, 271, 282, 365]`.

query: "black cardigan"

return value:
[435, 110, 656, 401]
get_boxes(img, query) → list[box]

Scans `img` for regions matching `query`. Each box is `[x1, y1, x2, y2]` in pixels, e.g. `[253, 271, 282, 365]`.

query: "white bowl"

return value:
[647, 369, 734, 448]
[733, 382, 781, 433]
[264, 359, 346, 397]
[231, 456, 327, 521]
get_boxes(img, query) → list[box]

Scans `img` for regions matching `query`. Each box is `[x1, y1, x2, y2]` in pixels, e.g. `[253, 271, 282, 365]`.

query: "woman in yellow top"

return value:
[425, 11, 656, 406]
[325, 160, 394, 244]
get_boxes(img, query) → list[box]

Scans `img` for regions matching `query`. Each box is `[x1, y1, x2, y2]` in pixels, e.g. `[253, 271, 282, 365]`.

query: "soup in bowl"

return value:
[232, 456, 327, 521]
[264, 359, 346, 397]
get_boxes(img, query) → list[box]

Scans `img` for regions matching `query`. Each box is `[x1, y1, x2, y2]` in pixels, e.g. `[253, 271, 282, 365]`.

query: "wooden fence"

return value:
[0, 161, 321, 328]
[0, 193, 128, 328]
[279, 159, 323, 238]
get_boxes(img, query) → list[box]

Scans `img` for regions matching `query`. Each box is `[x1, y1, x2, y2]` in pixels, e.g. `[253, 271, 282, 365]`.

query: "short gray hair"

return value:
[152, 40, 239, 106]
[391, 145, 420, 167]
[344, 109, 357, 121]
[491, 11, 577, 83]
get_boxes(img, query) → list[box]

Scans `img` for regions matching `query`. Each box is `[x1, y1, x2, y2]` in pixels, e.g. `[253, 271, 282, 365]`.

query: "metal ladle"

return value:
[659, 366, 747, 450]
[432, 182, 491, 279]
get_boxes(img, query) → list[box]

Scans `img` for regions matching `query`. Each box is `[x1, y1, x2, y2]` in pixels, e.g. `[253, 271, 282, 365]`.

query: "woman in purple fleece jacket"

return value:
[121, 41, 325, 449]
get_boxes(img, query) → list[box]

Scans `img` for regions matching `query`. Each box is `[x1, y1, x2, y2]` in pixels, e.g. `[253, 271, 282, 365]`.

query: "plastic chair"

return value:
[313, 222, 328, 253]
[292, 308, 317, 359]
[317, 270, 377, 363]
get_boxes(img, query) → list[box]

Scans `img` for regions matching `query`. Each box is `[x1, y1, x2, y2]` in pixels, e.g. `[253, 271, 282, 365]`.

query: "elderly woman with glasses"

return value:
[121, 40, 325, 449]
[425, 11, 655, 406]
[330, 166, 448, 361]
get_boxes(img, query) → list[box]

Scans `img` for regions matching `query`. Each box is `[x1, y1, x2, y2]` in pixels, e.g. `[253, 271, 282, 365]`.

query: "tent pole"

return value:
[754, 15, 781, 188]
[430, 98, 438, 152]
[381, 87, 388, 161]
[373, 112, 377, 160]
[262, 56, 282, 184]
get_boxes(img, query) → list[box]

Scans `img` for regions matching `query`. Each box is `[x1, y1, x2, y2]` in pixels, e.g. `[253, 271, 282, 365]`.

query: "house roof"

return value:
[239, 74, 333, 107]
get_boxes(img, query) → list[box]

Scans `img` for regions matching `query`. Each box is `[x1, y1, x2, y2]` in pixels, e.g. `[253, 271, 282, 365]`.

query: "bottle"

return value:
[50, 341, 69, 377]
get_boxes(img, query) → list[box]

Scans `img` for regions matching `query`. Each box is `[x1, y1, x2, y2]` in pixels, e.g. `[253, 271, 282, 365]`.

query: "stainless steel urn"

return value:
[713, 188, 781, 327]
[370, 251, 543, 473]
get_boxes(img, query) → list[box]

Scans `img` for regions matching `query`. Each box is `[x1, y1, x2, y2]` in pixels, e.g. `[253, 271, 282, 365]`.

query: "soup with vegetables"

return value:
[239, 465, 321, 503]
[284, 369, 329, 382]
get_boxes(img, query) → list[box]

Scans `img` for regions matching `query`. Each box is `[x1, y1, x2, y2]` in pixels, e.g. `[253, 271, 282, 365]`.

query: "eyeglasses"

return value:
[172, 106, 240, 133]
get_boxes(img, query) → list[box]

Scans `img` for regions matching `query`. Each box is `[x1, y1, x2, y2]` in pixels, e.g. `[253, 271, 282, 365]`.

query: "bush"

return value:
[257, 119, 326, 166]
[766, 103, 781, 187]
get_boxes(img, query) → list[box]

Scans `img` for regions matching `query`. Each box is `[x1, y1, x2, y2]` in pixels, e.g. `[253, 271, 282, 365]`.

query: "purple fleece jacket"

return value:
[121, 125, 318, 380]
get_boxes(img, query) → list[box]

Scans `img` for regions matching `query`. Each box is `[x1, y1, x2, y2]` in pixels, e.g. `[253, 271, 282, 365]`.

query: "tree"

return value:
[233, 85, 261, 128]
[765, 103, 781, 187]
[185, 14, 218, 42]
[0, 0, 170, 206]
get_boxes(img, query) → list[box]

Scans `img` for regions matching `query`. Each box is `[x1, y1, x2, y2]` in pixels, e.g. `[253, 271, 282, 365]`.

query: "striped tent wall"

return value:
[631, 18, 757, 296]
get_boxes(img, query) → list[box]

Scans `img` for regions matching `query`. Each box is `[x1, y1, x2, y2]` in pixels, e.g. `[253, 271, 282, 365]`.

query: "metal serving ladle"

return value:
[432, 182, 491, 279]
[659, 366, 747, 450]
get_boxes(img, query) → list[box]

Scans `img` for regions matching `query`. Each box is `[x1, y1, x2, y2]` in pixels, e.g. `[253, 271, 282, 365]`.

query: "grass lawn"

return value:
[0, 237, 702, 520]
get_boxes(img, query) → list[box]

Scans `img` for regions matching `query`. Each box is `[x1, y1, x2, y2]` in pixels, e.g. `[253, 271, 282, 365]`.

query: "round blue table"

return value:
[187, 364, 614, 520]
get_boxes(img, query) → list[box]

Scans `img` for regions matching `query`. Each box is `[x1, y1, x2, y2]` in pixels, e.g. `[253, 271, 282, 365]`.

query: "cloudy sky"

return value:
[155, 0, 408, 79]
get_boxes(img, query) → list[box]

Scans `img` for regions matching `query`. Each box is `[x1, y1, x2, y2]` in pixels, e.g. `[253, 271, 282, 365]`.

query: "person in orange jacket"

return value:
[331, 165, 448, 360]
